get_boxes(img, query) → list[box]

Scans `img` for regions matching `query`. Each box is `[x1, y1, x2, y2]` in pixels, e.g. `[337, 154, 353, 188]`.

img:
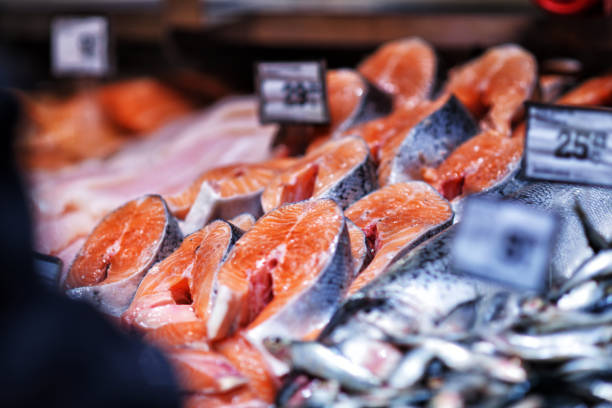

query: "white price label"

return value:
[256, 61, 329, 124]
[524, 103, 612, 187]
[452, 197, 557, 292]
[52, 17, 109, 76]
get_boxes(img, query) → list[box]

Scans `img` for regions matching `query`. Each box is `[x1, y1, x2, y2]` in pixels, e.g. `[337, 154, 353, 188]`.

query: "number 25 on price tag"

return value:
[524, 103, 612, 187]
[451, 197, 558, 293]
[51, 16, 110, 76]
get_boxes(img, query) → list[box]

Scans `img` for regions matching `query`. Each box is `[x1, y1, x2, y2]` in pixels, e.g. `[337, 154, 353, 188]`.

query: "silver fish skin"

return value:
[386, 95, 479, 185]
[557, 280, 605, 311]
[266, 340, 382, 392]
[560, 250, 612, 294]
[387, 348, 434, 389]
[559, 356, 612, 378]
[356, 227, 504, 331]
[576, 187, 612, 250]
[65, 196, 182, 317]
[491, 326, 612, 361]
[505, 182, 612, 287]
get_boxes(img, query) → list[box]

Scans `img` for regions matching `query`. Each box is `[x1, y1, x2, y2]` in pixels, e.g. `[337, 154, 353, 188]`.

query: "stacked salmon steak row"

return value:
[57, 38, 612, 407]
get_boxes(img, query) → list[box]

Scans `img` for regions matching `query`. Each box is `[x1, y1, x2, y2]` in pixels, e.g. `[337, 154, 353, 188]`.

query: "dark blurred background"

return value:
[1, 0, 612, 94]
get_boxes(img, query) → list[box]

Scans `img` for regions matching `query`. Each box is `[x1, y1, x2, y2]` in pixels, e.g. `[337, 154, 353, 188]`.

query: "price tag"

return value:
[452, 197, 557, 293]
[52, 16, 109, 76]
[256, 61, 329, 124]
[33, 252, 62, 290]
[524, 103, 612, 187]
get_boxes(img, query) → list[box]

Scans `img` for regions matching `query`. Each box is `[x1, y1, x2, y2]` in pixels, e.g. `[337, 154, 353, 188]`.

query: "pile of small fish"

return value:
[273, 182, 612, 407]
[40, 36, 612, 408]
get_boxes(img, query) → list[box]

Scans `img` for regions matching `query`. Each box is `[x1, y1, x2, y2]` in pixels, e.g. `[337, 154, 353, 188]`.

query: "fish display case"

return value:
[1, 1, 612, 407]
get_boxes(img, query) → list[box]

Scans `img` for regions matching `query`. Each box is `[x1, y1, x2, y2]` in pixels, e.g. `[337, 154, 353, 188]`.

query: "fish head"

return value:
[263, 336, 293, 362]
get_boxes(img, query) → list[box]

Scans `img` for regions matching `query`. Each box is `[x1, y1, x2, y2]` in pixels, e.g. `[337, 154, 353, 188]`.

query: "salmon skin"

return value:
[380, 95, 478, 185]
[206, 200, 353, 358]
[261, 137, 377, 213]
[123, 220, 242, 340]
[65, 195, 182, 316]
[345, 182, 454, 295]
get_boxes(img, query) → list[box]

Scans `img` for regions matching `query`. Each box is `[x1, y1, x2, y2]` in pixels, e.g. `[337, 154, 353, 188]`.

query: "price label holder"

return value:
[51, 16, 110, 77]
[451, 197, 558, 293]
[256, 61, 330, 125]
[33, 252, 63, 291]
[524, 103, 612, 187]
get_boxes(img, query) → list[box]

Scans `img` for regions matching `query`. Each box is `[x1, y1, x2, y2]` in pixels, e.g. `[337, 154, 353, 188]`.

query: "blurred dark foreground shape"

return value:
[0, 77, 181, 408]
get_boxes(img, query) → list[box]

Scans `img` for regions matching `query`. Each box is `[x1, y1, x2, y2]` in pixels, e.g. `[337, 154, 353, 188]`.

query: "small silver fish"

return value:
[263, 337, 381, 392]
[560, 250, 612, 294]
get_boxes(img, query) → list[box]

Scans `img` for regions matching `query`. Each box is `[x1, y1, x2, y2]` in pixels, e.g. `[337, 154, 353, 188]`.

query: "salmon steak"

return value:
[345, 182, 453, 295]
[443, 44, 537, 136]
[358, 37, 436, 107]
[123, 220, 242, 342]
[261, 137, 376, 213]
[422, 130, 524, 201]
[64, 195, 182, 316]
[419, 45, 537, 200]
[206, 199, 353, 354]
[166, 158, 295, 234]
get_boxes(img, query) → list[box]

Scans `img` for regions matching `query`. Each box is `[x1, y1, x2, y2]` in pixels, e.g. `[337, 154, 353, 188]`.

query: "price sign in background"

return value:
[256, 61, 330, 124]
[452, 197, 558, 293]
[52, 16, 109, 76]
[524, 103, 612, 187]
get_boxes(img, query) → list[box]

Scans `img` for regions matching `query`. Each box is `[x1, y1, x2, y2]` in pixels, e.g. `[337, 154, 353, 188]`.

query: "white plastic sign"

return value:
[452, 197, 557, 292]
[256, 61, 329, 124]
[52, 16, 109, 76]
[524, 103, 612, 187]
